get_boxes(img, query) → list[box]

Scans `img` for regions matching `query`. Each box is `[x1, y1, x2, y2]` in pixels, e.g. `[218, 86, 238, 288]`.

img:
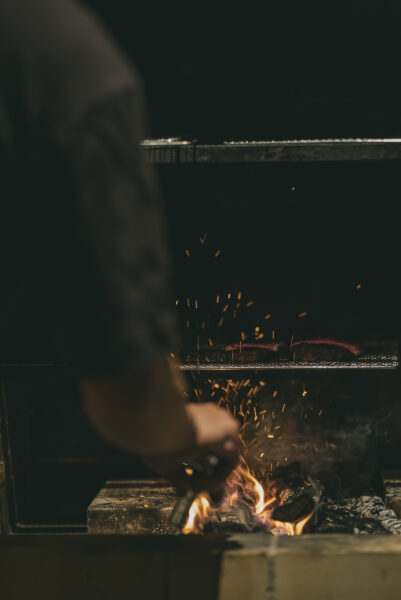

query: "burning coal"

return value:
[182, 464, 316, 535]
[181, 372, 389, 536]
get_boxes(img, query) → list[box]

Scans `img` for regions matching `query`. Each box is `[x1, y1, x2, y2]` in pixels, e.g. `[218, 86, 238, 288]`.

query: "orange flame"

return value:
[182, 493, 212, 534]
[187, 377, 316, 536]
[182, 465, 313, 536]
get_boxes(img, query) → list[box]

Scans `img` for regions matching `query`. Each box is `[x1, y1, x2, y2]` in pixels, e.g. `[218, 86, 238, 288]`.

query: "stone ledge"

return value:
[219, 534, 401, 600]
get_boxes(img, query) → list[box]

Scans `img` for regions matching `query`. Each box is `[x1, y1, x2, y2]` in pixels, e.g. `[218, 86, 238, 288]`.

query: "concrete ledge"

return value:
[2, 533, 401, 600]
[219, 534, 401, 600]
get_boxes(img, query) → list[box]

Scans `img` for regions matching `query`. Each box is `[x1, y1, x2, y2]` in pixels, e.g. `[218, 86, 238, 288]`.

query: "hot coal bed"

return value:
[88, 340, 401, 538]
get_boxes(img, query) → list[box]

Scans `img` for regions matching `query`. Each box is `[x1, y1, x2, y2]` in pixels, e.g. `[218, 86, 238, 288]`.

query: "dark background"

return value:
[3, 0, 401, 530]
[83, 0, 401, 142]
[78, 0, 401, 347]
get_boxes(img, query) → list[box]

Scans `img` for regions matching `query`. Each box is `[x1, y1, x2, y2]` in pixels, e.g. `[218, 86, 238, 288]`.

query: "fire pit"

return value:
[87, 369, 401, 539]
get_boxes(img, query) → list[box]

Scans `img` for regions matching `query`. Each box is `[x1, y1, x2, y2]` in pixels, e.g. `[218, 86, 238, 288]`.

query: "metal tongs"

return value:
[169, 454, 220, 530]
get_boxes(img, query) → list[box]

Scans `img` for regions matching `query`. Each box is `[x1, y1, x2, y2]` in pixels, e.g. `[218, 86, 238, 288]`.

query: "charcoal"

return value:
[203, 503, 266, 534]
[272, 493, 315, 523]
[312, 495, 401, 535]
[354, 495, 401, 534]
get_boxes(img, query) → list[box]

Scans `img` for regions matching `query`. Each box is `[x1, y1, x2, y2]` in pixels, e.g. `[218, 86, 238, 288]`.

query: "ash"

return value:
[312, 495, 401, 535]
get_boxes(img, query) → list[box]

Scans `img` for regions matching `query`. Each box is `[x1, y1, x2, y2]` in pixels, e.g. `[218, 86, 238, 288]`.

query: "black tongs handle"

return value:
[169, 454, 220, 530]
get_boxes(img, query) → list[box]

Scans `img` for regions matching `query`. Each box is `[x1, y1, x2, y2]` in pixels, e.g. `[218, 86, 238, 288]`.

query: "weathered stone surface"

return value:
[87, 480, 178, 535]
[217, 534, 401, 600]
[219, 548, 271, 600]
[274, 534, 401, 600]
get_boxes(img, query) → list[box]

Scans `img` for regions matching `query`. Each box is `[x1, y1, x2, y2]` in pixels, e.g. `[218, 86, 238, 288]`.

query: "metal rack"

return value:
[180, 355, 399, 371]
[142, 138, 401, 164]
[0, 342, 398, 377]
[181, 342, 399, 371]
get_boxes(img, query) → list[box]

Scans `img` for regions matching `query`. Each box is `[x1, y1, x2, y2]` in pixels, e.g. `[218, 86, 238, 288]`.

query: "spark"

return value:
[246, 301, 254, 307]
[302, 390, 308, 397]
[200, 232, 207, 245]
[218, 317, 224, 327]
[264, 314, 271, 320]
[175, 299, 179, 305]
[356, 283, 362, 290]
[237, 292, 242, 300]
[216, 294, 220, 303]
[214, 250, 221, 257]
[298, 311, 307, 318]
[208, 338, 214, 347]
[273, 390, 278, 398]
[185, 249, 191, 257]
[281, 403, 286, 413]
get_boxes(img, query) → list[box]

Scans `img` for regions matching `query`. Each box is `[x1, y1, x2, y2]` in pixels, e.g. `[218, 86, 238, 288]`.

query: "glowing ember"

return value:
[182, 464, 314, 536]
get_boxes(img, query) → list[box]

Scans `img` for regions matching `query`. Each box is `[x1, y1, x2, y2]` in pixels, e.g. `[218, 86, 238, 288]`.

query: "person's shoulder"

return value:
[0, 0, 140, 127]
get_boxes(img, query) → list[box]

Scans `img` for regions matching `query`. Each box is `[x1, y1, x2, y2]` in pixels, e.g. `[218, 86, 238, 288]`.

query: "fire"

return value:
[186, 378, 316, 536]
[182, 465, 314, 536]
[182, 493, 212, 534]
[271, 512, 313, 536]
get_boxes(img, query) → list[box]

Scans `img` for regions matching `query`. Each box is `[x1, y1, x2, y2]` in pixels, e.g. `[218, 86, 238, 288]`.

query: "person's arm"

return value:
[47, 88, 239, 491]
[81, 355, 192, 455]
[82, 355, 239, 495]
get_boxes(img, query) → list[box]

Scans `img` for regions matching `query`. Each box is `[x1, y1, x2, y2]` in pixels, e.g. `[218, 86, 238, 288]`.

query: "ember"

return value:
[182, 464, 315, 536]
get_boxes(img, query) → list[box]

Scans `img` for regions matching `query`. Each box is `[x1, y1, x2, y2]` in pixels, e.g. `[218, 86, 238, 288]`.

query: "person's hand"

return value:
[144, 402, 240, 502]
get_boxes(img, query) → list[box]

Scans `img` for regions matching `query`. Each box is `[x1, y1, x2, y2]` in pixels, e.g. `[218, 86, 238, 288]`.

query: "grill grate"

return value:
[180, 353, 398, 371]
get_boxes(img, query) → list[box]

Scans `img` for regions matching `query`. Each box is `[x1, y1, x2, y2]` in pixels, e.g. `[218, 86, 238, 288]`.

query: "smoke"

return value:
[193, 372, 400, 497]
[240, 379, 392, 496]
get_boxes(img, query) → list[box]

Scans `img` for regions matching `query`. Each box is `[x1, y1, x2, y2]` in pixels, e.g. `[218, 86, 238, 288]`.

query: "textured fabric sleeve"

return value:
[47, 88, 179, 377]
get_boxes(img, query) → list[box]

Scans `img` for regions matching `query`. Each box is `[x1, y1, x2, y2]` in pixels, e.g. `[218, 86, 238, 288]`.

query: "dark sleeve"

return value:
[48, 88, 179, 377]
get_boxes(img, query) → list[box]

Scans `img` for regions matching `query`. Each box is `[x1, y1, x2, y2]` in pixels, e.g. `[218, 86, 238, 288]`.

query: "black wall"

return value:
[83, 1, 401, 141]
